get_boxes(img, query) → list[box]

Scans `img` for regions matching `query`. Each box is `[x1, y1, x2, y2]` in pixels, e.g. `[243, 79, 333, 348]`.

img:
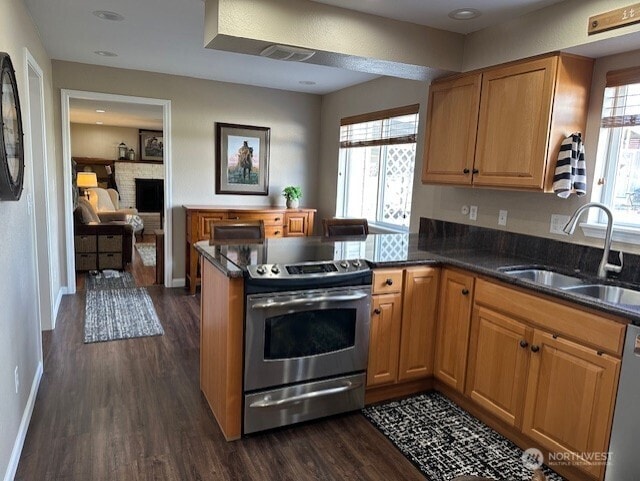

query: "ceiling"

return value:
[69, 99, 163, 129]
[25, 0, 569, 97]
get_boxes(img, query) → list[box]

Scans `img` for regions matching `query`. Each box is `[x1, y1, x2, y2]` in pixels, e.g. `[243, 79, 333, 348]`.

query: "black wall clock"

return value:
[0, 52, 24, 201]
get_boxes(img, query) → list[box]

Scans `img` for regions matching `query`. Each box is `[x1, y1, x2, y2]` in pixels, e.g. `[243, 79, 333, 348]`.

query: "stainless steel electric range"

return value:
[217, 238, 373, 434]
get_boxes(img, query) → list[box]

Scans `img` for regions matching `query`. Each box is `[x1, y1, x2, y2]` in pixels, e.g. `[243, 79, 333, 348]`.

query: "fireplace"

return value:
[135, 178, 164, 213]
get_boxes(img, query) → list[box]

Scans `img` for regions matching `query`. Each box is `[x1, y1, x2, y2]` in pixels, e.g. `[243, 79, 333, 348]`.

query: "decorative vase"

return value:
[286, 198, 299, 209]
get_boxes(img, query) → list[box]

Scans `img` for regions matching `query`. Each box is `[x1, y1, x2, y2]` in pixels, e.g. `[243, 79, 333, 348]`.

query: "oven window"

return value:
[264, 308, 357, 359]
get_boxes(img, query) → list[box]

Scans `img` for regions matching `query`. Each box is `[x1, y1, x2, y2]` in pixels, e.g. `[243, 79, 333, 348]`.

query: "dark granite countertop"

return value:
[195, 232, 640, 324]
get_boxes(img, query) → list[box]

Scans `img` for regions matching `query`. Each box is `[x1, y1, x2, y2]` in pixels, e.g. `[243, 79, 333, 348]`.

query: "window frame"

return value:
[336, 104, 419, 232]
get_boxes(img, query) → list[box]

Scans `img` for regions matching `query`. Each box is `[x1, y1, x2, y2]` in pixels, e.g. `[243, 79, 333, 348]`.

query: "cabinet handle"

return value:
[385, 278, 394, 286]
[461, 288, 469, 295]
[373, 308, 381, 315]
[275, 217, 281, 221]
[519, 340, 529, 348]
[274, 231, 281, 235]
[531, 345, 540, 353]
[472, 168, 479, 174]
[463, 168, 470, 174]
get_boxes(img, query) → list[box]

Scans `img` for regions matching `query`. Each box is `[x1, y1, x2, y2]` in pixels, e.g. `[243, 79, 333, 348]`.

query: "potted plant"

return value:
[282, 186, 302, 209]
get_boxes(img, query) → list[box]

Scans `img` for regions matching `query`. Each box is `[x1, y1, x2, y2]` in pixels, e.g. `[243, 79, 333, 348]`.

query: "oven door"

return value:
[244, 286, 371, 392]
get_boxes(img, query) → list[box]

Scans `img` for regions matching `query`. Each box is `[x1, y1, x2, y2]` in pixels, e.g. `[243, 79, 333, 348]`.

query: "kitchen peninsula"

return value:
[195, 219, 640, 481]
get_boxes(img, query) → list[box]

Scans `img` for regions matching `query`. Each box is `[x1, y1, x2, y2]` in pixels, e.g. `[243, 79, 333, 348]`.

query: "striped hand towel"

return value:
[552, 133, 587, 198]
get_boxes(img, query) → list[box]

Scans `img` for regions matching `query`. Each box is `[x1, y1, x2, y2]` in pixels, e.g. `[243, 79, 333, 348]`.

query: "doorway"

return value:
[61, 90, 172, 294]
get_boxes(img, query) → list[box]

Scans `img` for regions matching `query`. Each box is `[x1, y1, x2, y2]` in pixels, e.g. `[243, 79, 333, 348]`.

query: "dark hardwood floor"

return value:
[16, 286, 423, 480]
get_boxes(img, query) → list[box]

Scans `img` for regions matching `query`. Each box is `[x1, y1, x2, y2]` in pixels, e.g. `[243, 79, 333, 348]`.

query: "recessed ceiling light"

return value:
[95, 109, 106, 113]
[96, 121, 103, 125]
[448, 8, 481, 20]
[299, 80, 316, 85]
[93, 10, 124, 21]
[94, 50, 118, 57]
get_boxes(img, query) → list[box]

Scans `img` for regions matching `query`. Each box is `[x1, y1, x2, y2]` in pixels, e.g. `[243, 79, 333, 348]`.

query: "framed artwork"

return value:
[139, 129, 163, 162]
[215, 122, 270, 195]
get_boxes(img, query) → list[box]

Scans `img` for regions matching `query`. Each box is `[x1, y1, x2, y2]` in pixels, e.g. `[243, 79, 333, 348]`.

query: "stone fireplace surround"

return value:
[115, 161, 164, 232]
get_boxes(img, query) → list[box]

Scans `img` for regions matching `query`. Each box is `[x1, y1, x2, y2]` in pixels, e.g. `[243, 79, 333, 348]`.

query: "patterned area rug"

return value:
[84, 285, 163, 343]
[85, 271, 136, 290]
[362, 392, 564, 481]
[135, 242, 156, 267]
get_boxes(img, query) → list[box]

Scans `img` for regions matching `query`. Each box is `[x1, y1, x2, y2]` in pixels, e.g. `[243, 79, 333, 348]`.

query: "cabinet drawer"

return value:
[75, 253, 97, 271]
[75, 235, 96, 253]
[98, 253, 123, 270]
[230, 211, 284, 226]
[98, 235, 122, 252]
[372, 269, 403, 295]
[199, 213, 227, 240]
[265, 225, 284, 238]
[475, 279, 625, 356]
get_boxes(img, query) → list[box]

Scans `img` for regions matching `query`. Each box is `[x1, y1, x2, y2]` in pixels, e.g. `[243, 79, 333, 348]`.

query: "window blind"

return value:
[340, 104, 419, 148]
[602, 68, 640, 128]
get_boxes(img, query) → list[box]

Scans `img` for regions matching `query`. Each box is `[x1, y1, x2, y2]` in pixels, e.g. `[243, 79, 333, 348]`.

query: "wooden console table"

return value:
[183, 206, 316, 294]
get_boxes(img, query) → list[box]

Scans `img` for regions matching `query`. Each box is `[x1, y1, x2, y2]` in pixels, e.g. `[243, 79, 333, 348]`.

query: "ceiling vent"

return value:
[260, 45, 316, 62]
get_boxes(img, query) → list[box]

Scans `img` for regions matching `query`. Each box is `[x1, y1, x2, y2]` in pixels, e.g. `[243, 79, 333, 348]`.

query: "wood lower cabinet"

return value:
[522, 331, 620, 480]
[434, 269, 475, 392]
[466, 306, 532, 427]
[367, 291, 403, 387]
[398, 267, 439, 381]
[184, 206, 316, 294]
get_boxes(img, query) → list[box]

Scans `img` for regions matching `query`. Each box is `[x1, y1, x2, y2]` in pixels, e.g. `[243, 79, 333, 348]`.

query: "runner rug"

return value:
[362, 391, 564, 481]
[84, 272, 163, 343]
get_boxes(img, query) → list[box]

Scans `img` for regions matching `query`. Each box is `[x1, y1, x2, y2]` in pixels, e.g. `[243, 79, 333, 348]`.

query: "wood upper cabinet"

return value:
[466, 306, 532, 428]
[398, 267, 440, 381]
[434, 269, 475, 392]
[422, 53, 593, 191]
[422, 74, 481, 185]
[522, 330, 620, 480]
[367, 291, 403, 387]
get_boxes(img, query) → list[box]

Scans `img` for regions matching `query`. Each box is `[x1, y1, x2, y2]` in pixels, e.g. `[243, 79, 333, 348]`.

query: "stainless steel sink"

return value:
[561, 284, 640, 306]
[501, 268, 584, 288]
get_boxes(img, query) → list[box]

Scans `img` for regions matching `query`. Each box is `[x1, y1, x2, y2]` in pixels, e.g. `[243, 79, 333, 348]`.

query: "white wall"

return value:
[319, 49, 640, 255]
[52, 61, 322, 283]
[70, 123, 140, 160]
[0, 0, 56, 478]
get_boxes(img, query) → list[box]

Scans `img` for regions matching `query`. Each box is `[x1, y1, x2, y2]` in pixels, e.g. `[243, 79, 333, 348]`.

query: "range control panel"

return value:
[246, 260, 369, 280]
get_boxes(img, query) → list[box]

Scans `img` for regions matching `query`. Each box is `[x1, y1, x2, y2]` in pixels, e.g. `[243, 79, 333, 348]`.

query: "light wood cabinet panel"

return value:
[474, 57, 556, 188]
[434, 269, 475, 392]
[367, 292, 403, 387]
[398, 267, 439, 381]
[522, 331, 620, 480]
[284, 212, 308, 236]
[466, 306, 532, 428]
[372, 268, 403, 295]
[422, 74, 481, 185]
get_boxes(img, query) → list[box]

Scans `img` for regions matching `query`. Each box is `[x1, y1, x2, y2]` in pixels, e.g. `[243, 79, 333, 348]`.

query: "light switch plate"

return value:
[469, 205, 478, 221]
[498, 210, 508, 226]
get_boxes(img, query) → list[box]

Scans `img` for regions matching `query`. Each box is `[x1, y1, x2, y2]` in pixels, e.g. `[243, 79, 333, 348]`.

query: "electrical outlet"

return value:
[469, 205, 478, 221]
[14, 366, 19, 394]
[550, 214, 570, 235]
[461, 205, 469, 216]
[498, 210, 508, 226]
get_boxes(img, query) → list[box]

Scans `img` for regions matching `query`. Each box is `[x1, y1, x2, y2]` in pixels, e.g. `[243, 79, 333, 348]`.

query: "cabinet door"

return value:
[522, 330, 620, 479]
[474, 56, 557, 189]
[422, 74, 481, 185]
[434, 269, 475, 392]
[398, 267, 439, 381]
[466, 306, 531, 427]
[284, 212, 308, 237]
[367, 292, 403, 387]
[198, 212, 227, 240]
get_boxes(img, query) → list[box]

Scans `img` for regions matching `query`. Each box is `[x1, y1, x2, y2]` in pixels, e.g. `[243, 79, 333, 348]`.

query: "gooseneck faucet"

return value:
[563, 202, 623, 279]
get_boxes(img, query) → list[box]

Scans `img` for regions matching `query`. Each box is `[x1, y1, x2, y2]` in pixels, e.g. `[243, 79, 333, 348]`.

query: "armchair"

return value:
[87, 187, 144, 234]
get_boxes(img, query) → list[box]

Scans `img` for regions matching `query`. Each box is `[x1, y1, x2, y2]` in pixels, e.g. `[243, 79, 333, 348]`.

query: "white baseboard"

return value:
[171, 277, 185, 288]
[51, 286, 68, 330]
[3, 362, 43, 481]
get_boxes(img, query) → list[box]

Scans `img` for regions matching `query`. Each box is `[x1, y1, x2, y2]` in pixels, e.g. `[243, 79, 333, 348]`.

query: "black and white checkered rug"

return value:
[362, 392, 564, 481]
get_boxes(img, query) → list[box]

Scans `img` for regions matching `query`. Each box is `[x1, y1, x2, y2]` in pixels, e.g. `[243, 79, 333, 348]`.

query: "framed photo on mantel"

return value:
[215, 122, 270, 195]
[139, 129, 163, 162]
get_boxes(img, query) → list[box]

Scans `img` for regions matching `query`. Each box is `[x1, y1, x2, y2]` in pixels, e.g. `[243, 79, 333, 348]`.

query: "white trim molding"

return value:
[580, 222, 640, 245]
[3, 362, 43, 481]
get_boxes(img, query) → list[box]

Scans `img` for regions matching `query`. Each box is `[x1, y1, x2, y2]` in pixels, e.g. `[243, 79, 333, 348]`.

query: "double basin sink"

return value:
[501, 268, 640, 307]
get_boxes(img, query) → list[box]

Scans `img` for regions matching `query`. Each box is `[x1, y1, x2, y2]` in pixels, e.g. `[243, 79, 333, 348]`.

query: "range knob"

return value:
[271, 265, 280, 274]
[340, 261, 349, 269]
[256, 265, 267, 275]
[352, 260, 361, 267]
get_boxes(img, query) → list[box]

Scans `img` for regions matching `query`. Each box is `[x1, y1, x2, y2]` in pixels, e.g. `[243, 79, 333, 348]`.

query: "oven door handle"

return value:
[249, 381, 363, 408]
[251, 292, 369, 309]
